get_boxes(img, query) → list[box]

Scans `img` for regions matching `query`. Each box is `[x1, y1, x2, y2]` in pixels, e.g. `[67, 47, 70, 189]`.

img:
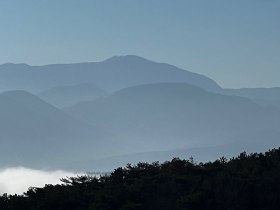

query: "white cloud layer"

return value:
[0, 167, 80, 195]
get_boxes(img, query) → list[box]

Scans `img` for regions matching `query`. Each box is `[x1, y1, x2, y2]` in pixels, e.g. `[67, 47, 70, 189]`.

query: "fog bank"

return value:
[0, 167, 80, 195]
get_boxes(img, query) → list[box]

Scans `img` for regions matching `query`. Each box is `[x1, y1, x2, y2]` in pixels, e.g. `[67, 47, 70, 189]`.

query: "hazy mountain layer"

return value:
[0, 90, 109, 168]
[0, 55, 221, 92]
[64, 83, 280, 157]
[37, 83, 108, 108]
[1, 56, 280, 170]
[221, 87, 280, 108]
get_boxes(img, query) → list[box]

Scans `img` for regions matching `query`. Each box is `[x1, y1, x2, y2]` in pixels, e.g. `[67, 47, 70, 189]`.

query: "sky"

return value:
[0, 0, 279, 88]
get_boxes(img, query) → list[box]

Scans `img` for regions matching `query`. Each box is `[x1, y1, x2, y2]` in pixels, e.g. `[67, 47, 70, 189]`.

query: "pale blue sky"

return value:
[0, 0, 279, 88]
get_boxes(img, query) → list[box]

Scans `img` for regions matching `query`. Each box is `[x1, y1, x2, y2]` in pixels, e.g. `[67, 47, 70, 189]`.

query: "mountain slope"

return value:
[0, 91, 108, 168]
[0, 55, 221, 92]
[221, 87, 280, 108]
[64, 83, 280, 156]
[37, 83, 108, 108]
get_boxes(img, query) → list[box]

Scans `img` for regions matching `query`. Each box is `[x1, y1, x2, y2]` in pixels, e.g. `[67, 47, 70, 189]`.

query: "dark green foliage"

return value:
[2, 148, 280, 210]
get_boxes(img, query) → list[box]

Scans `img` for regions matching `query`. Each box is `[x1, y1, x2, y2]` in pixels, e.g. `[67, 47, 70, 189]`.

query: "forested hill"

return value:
[2, 148, 280, 210]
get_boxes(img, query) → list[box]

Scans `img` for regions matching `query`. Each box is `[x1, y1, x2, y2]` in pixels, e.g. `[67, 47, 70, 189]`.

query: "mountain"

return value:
[64, 83, 280, 157]
[0, 90, 109, 168]
[1, 56, 280, 170]
[221, 87, 280, 108]
[0, 55, 221, 92]
[37, 83, 108, 108]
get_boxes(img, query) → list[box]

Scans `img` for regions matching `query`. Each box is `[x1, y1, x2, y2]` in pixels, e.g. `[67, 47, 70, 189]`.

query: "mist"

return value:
[0, 167, 80, 195]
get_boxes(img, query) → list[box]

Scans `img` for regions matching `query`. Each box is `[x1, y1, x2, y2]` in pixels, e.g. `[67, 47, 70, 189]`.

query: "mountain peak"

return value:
[103, 55, 151, 63]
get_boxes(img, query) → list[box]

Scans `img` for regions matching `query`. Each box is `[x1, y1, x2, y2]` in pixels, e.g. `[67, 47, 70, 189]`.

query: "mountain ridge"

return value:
[0, 90, 110, 168]
[64, 82, 280, 157]
[37, 83, 108, 108]
[0, 55, 221, 92]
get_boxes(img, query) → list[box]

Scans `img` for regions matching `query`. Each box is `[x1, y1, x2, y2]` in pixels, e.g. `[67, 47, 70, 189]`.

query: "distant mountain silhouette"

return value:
[37, 83, 108, 108]
[1, 56, 280, 171]
[64, 83, 280, 157]
[0, 90, 109, 168]
[0, 55, 221, 92]
[221, 87, 280, 108]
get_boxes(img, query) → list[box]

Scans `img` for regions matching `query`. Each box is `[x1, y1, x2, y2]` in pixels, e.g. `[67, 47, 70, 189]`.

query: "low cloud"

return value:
[0, 167, 81, 195]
